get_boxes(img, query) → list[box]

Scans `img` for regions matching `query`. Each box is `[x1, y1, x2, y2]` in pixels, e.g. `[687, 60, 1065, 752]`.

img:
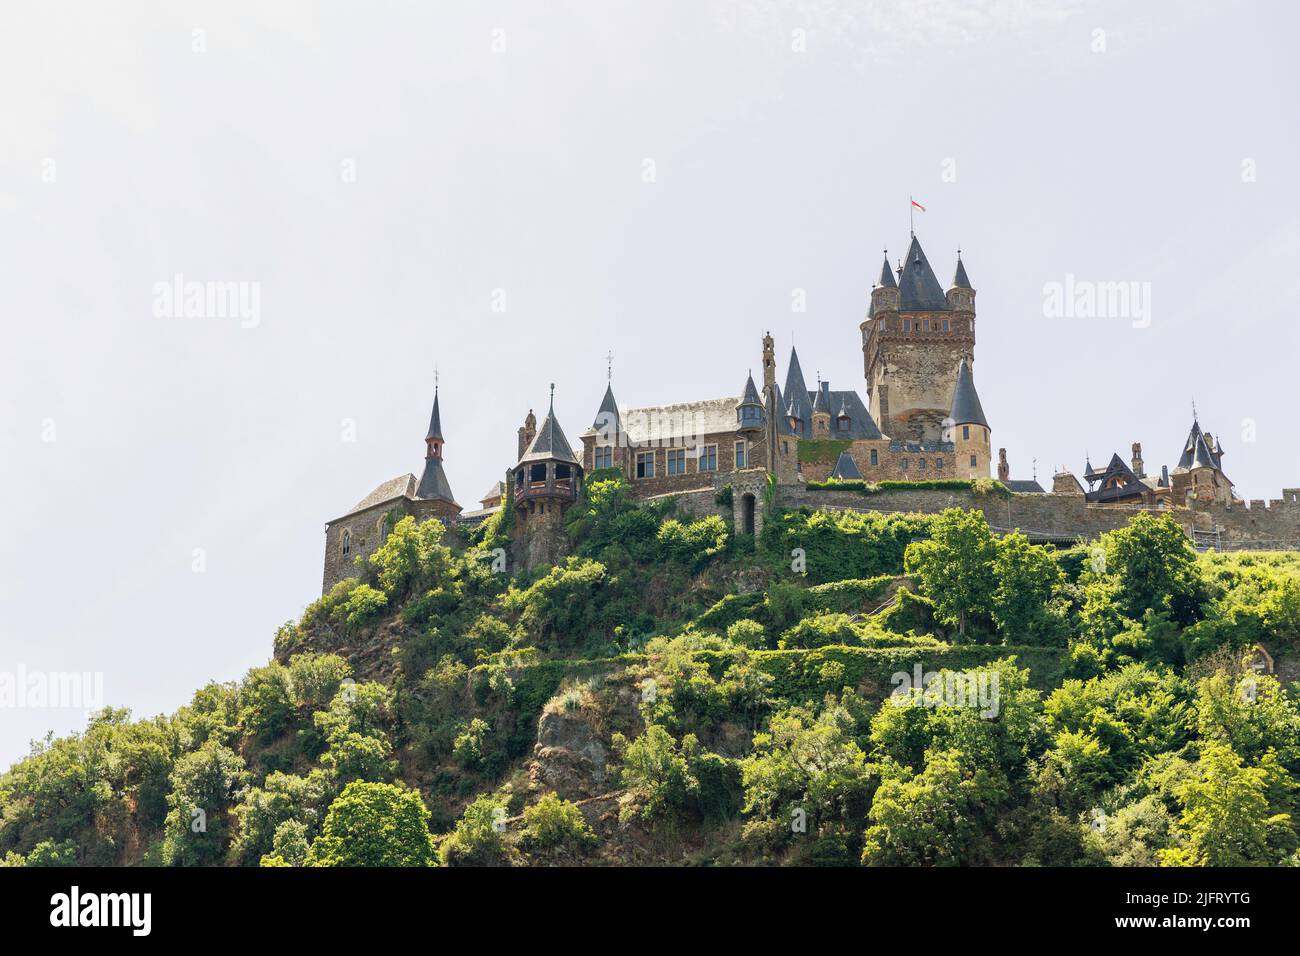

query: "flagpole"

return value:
[909, 195, 914, 238]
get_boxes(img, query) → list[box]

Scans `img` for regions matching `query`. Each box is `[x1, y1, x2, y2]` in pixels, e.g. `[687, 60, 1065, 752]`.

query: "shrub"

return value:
[520, 794, 597, 850]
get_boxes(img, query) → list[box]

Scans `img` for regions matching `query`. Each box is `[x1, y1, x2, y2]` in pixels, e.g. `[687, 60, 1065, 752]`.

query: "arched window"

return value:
[341, 529, 352, 557]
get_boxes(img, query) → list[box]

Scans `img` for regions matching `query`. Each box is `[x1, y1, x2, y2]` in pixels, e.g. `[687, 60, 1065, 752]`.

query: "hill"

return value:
[4, 472, 1300, 867]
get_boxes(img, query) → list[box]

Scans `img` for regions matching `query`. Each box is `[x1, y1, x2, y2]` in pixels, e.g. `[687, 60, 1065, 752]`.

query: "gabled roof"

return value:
[416, 456, 458, 505]
[426, 388, 443, 441]
[1084, 453, 1146, 503]
[952, 256, 972, 290]
[830, 451, 863, 480]
[519, 396, 580, 465]
[344, 474, 418, 517]
[948, 358, 988, 427]
[898, 236, 951, 311]
[1005, 479, 1045, 493]
[592, 382, 621, 431]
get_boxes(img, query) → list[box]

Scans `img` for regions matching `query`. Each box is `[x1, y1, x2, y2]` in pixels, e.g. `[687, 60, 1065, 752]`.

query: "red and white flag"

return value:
[911, 198, 926, 212]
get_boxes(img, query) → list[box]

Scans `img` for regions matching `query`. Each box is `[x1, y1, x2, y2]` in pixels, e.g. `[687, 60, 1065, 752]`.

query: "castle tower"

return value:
[1171, 418, 1232, 505]
[513, 386, 583, 565]
[1131, 442, 1145, 478]
[947, 358, 991, 479]
[415, 384, 460, 510]
[864, 238, 976, 441]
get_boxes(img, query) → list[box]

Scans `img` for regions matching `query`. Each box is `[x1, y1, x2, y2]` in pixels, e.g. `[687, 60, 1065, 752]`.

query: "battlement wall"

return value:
[769, 485, 1300, 549]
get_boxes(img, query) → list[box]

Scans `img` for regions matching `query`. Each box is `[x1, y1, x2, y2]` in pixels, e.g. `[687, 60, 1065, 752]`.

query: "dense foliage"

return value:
[3, 477, 1298, 867]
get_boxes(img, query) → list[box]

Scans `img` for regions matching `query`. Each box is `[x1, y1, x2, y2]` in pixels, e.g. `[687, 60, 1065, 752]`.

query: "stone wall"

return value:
[775, 485, 1300, 548]
[322, 497, 460, 592]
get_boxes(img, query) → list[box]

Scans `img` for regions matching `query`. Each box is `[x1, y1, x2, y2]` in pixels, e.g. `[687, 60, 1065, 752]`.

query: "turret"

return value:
[946, 252, 975, 313]
[947, 358, 991, 479]
[811, 378, 831, 436]
[736, 371, 765, 434]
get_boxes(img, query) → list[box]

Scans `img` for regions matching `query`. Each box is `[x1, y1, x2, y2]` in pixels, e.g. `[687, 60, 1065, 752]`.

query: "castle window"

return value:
[918, 458, 927, 471]
[555, 462, 571, 480]
[782, 440, 789, 455]
[594, 446, 613, 470]
[530, 463, 547, 483]
[903, 319, 911, 332]
[923, 319, 930, 332]
[870, 449, 878, 466]
[970, 454, 977, 467]
[936, 457, 944, 469]
[963, 425, 970, 440]
[698, 444, 718, 472]
[636, 451, 655, 479]
[667, 448, 686, 475]
[836, 417, 849, 432]
[735, 441, 746, 469]
[942, 319, 950, 332]
[341, 530, 351, 557]
[901, 459, 909, 471]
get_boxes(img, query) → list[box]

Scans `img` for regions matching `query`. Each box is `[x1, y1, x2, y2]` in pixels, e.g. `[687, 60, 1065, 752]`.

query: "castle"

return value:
[322, 234, 1299, 592]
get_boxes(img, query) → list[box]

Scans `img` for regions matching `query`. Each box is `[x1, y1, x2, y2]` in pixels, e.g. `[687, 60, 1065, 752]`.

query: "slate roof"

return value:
[952, 256, 972, 290]
[1085, 453, 1146, 503]
[343, 474, 418, 517]
[779, 348, 882, 440]
[898, 236, 952, 311]
[1175, 421, 1223, 472]
[592, 383, 621, 433]
[617, 396, 743, 445]
[876, 254, 897, 289]
[831, 451, 863, 480]
[948, 358, 989, 427]
[426, 389, 443, 441]
[739, 373, 763, 407]
[520, 398, 580, 465]
[1005, 479, 1045, 493]
[416, 456, 458, 504]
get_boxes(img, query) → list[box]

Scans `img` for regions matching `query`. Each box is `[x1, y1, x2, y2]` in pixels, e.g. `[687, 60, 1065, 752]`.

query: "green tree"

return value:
[1101, 512, 1206, 626]
[305, 781, 435, 867]
[991, 532, 1063, 643]
[904, 508, 998, 636]
[1160, 742, 1295, 866]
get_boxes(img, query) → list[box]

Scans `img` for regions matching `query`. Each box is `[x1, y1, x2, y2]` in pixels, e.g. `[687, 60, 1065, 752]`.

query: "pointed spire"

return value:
[782, 347, 813, 435]
[740, 370, 762, 406]
[876, 250, 897, 289]
[898, 235, 950, 311]
[426, 384, 444, 441]
[948, 357, 989, 427]
[952, 252, 972, 290]
[520, 385, 579, 465]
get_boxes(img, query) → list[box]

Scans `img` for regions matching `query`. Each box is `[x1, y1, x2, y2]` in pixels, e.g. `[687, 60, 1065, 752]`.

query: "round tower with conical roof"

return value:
[512, 385, 583, 566]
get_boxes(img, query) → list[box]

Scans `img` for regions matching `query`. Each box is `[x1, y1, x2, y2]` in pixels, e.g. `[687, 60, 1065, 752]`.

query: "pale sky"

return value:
[3, 0, 1299, 767]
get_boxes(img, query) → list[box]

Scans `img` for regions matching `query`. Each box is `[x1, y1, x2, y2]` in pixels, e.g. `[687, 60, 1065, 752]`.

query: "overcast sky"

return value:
[3, 0, 1299, 767]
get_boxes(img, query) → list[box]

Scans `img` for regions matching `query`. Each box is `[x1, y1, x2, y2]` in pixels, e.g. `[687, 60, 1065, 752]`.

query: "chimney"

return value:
[997, 448, 1010, 483]
[1131, 441, 1145, 478]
